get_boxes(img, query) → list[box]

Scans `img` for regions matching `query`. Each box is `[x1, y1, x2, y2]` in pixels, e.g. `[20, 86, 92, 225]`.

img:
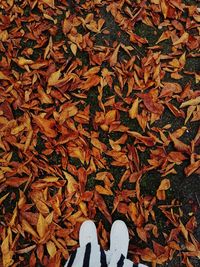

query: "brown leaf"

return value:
[109, 44, 120, 66]
[185, 160, 200, 177]
[80, 75, 100, 90]
[128, 131, 156, 147]
[137, 227, 148, 242]
[160, 82, 182, 98]
[169, 133, 190, 154]
[138, 93, 164, 115]
[94, 191, 112, 223]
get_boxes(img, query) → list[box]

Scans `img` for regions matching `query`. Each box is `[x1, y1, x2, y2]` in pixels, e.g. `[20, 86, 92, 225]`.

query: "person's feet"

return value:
[110, 220, 129, 258]
[79, 220, 98, 247]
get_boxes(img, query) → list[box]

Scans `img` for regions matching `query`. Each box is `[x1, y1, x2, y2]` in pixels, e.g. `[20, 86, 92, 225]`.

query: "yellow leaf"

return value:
[11, 124, 25, 135]
[10, 206, 18, 227]
[63, 171, 78, 193]
[156, 31, 171, 44]
[129, 202, 138, 222]
[179, 52, 186, 68]
[18, 190, 26, 209]
[160, 0, 168, 19]
[173, 32, 189, 46]
[41, 0, 55, 8]
[0, 71, 10, 80]
[0, 30, 8, 41]
[45, 211, 54, 225]
[0, 193, 9, 205]
[24, 130, 33, 152]
[79, 201, 88, 216]
[91, 138, 107, 152]
[37, 213, 48, 238]
[48, 70, 61, 86]
[180, 96, 200, 108]
[18, 57, 34, 66]
[129, 98, 139, 119]
[59, 104, 78, 124]
[105, 110, 117, 125]
[43, 176, 59, 182]
[68, 146, 85, 164]
[179, 221, 188, 240]
[157, 179, 170, 191]
[1, 236, 14, 267]
[70, 43, 77, 56]
[109, 139, 121, 151]
[156, 179, 170, 200]
[38, 85, 53, 104]
[46, 241, 57, 258]
[185, 106, 196, 124]
[83, 66, 101, 78]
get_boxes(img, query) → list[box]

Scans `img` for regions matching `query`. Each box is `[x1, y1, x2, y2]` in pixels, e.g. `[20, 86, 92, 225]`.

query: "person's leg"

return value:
[64, 220, 107, 267]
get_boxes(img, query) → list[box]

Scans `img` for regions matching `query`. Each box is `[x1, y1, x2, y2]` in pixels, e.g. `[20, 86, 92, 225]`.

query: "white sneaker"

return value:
[79, 220, 98, 247]
[110, 220, 129, 258]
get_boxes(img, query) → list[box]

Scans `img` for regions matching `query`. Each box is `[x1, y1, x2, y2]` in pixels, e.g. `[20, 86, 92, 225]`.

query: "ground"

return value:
[0, 0, 200, 266]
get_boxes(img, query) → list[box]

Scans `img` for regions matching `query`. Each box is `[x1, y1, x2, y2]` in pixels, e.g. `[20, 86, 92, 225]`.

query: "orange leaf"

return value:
[33, 115, 57, 138]
[80, 75, 100, 90]
[78, 167, 87, 193]
[128, 131, 156, 147]
[95, 185, 113, 196]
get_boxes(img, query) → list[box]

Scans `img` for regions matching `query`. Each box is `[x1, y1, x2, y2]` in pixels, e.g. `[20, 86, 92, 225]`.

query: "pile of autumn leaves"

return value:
[0, 0, 200, 266]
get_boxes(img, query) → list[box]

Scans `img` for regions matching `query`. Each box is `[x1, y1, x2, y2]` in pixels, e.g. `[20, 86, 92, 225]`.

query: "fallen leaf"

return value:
[173, 32, 189, 46]
[129, 98, 139, 119]
[180, 96, 200, 108]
